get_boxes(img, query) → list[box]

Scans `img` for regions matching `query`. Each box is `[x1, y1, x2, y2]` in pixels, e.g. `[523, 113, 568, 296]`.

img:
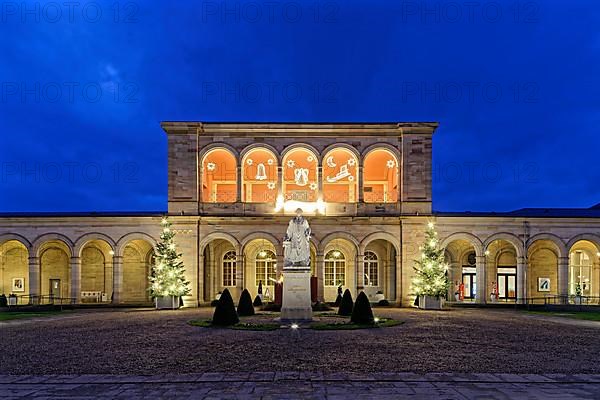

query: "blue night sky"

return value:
[1, 0, 599, 213]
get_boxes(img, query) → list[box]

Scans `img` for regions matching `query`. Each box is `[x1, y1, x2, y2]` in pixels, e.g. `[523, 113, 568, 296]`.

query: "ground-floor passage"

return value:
[2, 373, 599, 399]
[1, 220, 600, 307]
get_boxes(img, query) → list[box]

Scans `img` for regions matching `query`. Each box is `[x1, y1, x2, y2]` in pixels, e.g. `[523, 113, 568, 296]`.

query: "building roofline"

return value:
[160, 121, 440, 136]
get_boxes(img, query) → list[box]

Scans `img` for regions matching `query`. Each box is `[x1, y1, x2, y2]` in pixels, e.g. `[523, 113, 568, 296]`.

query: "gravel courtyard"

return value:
[1, 308, 599, 375]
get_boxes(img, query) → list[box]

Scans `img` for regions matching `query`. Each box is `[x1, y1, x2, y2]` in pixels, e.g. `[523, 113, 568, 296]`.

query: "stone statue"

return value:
[283, 208, 311, 268]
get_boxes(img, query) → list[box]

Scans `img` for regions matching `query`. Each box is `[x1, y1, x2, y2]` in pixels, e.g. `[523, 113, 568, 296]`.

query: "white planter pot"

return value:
[490, 294, 497, 303]
[374, 293, 385, 302]
[454, 293, 460, 302]
[155, 296, 180, 310]
[419, 295, 443, 310]
[574, 296, 582, 305]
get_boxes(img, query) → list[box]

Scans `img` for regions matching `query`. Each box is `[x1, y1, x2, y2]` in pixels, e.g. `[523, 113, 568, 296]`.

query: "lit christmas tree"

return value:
[411, 222, 450, 298]
[149, 217, 191, 299]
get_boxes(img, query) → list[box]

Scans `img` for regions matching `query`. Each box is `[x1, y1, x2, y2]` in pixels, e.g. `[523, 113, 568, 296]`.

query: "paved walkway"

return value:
[2, 373, 600, 399]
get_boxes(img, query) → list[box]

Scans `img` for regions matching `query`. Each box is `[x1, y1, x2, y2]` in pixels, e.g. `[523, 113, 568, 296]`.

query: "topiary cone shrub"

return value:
[237, 289, 255, 316]
[333, 294, 342, 307]
[351, 292, 375, 325]
[338, 289, 354, 316]
[212, 288, 239, 326]
[253, 295, 263, 307]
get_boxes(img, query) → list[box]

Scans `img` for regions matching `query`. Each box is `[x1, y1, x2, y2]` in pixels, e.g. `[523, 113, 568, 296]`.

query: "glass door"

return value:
[462, 266, 477, 299]
[497, 267, 516, 300]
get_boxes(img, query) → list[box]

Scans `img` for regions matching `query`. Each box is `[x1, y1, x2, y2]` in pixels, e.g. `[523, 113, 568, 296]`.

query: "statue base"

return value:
[281, 269, 313, 323]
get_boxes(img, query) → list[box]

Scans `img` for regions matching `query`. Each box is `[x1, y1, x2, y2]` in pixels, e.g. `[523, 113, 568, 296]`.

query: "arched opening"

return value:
[282, 147, 318, 202]
[201, 148, 237, 203]
[243, 238, 277, 301]
[80, 240, 114, 303]
[528, 240, 559, 302]
[122, 239, 153, 303]
[486, 240, 518, 301]
[322, 147, 358, 203]
[202, 238, 238, 302]
[322, 238, 357, 302]
[444, 239, 477, 302]
[568, 240, 598, 298]
[40, 242, 71, 303]
[363, 239, 398, 303]
[0, 240, 29, 303]
[363, 148, 399, 203]
[242, 147, 278, 203]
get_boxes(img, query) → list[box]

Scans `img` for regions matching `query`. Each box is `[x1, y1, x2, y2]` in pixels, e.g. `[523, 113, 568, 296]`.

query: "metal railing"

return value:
[3, 294, 76, 307]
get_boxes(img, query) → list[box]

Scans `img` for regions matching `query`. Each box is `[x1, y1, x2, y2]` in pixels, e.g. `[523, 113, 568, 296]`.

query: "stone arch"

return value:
[359, 231, 400, 254]
[319, 231, 360, 255]
[115, 232, 157, 257]
[74, 233, 117, 257]
[32, 233, 74, 258]
[0, 233, 32, 250]
[362, 143, 401, 160]
[240, 143, 281, 164]
[241, 232, 280, 252]
[280, 143, 322, 163]
[199, 232, 241, 254]
[198, 142, 240, 163]
[484, 232, 524, 258]
[322, 143, 361, 163]
[440, 232, 484, 256]
[527, 233, 567, 258]
[566, 234, 600, 253]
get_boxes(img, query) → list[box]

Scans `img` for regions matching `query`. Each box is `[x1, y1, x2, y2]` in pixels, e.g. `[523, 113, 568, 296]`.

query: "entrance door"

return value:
[497, 267, 516, 300]
[462, 266, 477, 299]
[50, 279, 61, 300]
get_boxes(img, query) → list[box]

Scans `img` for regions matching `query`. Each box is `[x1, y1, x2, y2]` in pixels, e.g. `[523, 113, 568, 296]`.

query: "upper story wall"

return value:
[162, 122, 437, 217]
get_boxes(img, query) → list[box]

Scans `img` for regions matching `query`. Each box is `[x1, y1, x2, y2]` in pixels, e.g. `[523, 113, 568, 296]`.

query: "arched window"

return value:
[363, 251, 379, 286]
[322, 147, 358, 203]
[324, 250, 345, 287]
[255, 250, 277, 287]
[222, 251, 237, 287]
[201, 148, 237, 203]
[282, 147, 318, 202]
[363, 148, 399, 203]
[242, 148, 278, 203]
[569, 250, 592, 296]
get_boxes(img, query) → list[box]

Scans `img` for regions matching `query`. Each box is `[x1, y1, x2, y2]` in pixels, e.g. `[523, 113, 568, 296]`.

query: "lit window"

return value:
[324, 250, 345, 287]
[202, 148, 237, 203]
[322, 148, 358, 203]
[222, 251, 236, 287]
[255, 250, 277, 287]
[569, 250, 592, 295]
[242, 148, 278, 203]
[364, 251, 379, 286]
[363, 148, 399, 203]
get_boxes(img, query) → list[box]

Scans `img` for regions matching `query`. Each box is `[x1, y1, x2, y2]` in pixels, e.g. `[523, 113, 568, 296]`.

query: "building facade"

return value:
[1, 122, 599, 306]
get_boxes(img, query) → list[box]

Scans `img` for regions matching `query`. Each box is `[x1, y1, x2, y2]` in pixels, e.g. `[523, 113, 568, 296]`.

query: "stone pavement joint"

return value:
[1, 373, 600, 399]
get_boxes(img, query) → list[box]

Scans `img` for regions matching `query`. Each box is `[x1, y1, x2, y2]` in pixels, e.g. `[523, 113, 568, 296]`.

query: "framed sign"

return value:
[12, 277, 25, 292]
[538, 277, 550, 292]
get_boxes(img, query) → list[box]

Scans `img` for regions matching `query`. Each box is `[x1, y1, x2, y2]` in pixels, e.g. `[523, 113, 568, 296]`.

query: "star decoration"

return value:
[246, 158, 253, 165]
[309, 182, 318, 190]
[267, 182, 276, 190]
[347, 158, 356, 166]
[386, 160, 396, 168]
[286, 159, 295, 168]
[207, 162, 216, 171]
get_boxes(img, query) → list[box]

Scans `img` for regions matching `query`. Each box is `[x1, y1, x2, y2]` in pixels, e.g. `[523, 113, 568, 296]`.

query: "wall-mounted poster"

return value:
[12, 278, 25, 292]
[538, 277, 550, 292]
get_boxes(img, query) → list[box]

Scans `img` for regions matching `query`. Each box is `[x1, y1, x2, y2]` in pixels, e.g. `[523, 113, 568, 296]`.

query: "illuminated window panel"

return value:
[222, 251, 237, 287]
[255, 250, 277, 287]
[242, 148, 278, 203]
[201, 148, 237, 203]
[324, 250, 345, 287]
[282, 147, 318, 202]
[363, 148, 399, 203]
[364, 251, 379, 286]
[322, 148, 358, 203]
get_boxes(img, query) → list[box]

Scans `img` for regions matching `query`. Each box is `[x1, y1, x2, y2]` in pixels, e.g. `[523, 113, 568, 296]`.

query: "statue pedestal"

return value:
[281, 269, 313, 323]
